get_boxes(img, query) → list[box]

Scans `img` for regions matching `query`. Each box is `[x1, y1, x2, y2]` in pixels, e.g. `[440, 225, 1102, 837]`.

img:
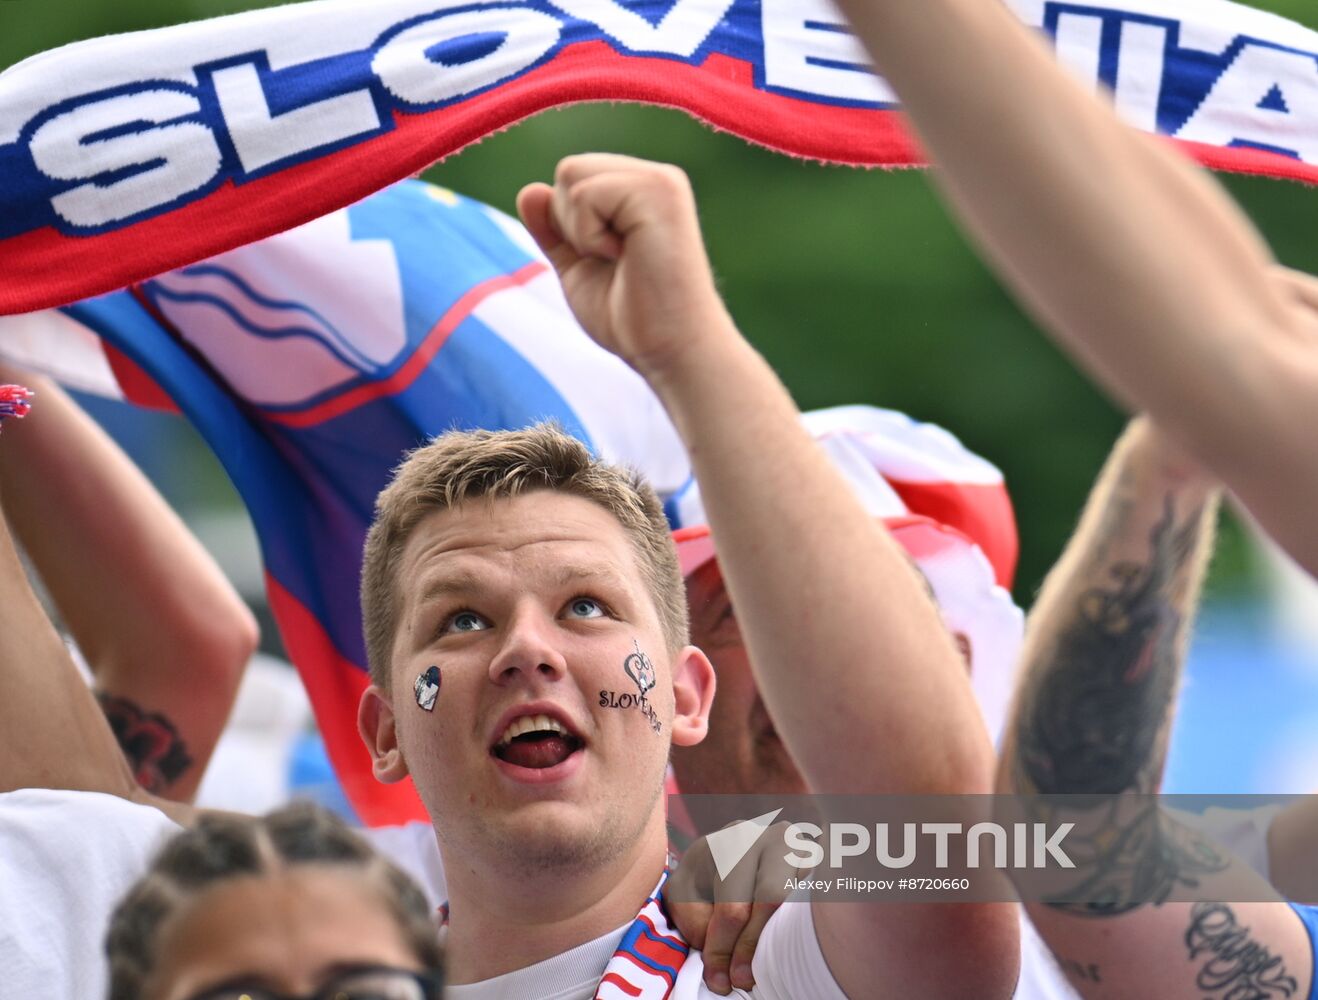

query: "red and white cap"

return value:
[667, 405, 1024, 739]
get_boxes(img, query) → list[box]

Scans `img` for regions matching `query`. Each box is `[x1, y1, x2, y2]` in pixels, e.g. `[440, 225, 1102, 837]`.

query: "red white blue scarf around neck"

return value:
[3, 0, 1318, 313]
[439, 868, 691, 999]
[598, 871, 690, 999]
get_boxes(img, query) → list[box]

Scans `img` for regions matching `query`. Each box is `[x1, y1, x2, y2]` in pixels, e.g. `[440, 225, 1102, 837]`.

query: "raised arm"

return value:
[831, 0, 1318, 578]
[517, 154, 1017, 999]
[1004, 418, 1217, 803]
[0, 369, 257, 801]
[998, 419, 1315, 999]
[0, 414, 137, 797]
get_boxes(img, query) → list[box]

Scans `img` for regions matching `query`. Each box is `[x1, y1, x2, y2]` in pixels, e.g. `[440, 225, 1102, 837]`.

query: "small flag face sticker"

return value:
[414, 666, 441, 712]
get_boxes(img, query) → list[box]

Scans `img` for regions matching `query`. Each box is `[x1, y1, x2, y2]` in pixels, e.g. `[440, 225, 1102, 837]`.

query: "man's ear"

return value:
[358, 685, 410, 784]
[671, 645, 716, 748]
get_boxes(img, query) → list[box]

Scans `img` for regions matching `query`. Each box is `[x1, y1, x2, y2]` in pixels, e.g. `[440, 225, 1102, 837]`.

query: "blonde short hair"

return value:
[361, 424, 688, 687]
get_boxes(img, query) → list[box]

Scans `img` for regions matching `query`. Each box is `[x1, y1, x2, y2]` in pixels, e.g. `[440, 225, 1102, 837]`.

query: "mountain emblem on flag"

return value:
[140, 209, 406, 408]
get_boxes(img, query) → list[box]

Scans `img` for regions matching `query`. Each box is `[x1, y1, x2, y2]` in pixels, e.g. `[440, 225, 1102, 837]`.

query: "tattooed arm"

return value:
[998, 419, 1315, 999]
[0, 444, 196, 825]
[1010, 418, 1216, 805]
[0, 370, 258, 801]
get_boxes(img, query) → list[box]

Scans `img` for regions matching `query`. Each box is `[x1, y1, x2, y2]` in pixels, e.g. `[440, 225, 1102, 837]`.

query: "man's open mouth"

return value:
[492, 713, 584, 770]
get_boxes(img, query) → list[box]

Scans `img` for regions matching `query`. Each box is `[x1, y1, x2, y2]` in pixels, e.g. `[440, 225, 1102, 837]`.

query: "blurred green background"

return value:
[3, 0, 1317, 606]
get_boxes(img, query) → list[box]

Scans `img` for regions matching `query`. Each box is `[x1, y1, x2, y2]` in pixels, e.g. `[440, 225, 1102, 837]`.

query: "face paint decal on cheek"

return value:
[413, 666, 441, 712]
[599, 640, 661, 734]
[623, 640, 656, 696]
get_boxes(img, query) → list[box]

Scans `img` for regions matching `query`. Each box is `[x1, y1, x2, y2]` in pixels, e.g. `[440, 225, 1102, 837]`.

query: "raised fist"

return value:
[516, 154, 732, 380]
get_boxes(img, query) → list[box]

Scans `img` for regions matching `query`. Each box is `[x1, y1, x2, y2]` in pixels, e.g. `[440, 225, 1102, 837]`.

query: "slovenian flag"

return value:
[0, 181, 1020, 825]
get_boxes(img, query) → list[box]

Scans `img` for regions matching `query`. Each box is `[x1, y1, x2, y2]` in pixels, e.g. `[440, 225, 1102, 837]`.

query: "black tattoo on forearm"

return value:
[1185, 903, 1297, 999]
[1013, 493, 1226, 914]
[1038, 801, 1227, 916]
[96, 692, 193, 793]
[1018, 496, 1202, 797]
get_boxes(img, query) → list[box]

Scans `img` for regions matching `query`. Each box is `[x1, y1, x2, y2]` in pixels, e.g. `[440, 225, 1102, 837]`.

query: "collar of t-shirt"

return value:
[441, 868, 690, 1000]
[445, 922, 630, 1000]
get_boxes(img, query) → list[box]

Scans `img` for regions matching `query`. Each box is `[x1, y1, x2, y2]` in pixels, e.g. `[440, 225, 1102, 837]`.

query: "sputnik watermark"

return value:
[781, 821, 1075, 870]
[670, 793, 1315, 904]
[708, 815, 1072, 885]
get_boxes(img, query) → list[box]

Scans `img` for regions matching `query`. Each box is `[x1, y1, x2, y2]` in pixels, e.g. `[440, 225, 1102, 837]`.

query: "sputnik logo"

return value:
[706, 809, 784, 881]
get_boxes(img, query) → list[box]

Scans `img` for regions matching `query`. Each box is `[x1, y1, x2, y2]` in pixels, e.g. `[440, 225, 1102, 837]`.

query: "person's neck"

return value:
[441, 810, 671, 984]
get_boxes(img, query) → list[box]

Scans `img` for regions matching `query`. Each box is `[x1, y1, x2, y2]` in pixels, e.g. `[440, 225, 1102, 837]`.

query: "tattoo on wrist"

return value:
[96, 692, 194, 793]
[1185, 903, 1297, 998]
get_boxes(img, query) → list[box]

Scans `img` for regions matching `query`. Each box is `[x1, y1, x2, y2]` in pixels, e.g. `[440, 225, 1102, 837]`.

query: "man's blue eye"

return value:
[447, 611, 489, 633]
[567, 598, 604, 619]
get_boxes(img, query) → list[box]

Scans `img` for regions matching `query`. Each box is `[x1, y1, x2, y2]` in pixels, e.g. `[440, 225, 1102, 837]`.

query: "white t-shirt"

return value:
[370, 824, 845, 998]
[0, 789, 179, 1000]
[445, 899, 846, 1000]
[361, 810, 1289, 1000]
[371, 822, 1071, 999]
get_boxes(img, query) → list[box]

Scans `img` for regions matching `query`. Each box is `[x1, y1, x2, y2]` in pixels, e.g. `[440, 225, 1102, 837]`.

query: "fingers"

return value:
[666, 897, 713, 950]
[710, 826, 795, 993]
[664, 832, 716, 950]
[698, 825, 759, 995]
[553, 160, 636, 261]
[723, 821, 798, 991]
[665, 817, 802, 995]
[668, 889, 778, 993]
[662, 824, 753, 995]
[1273, 264, 1318, 313]
[552, 151, 692, 213]
[517, 170, 632, 271]
[515, 182, 578, 275]
[515, 152, 722, 375]
[728, 900, 777, 992]
[699, 899, 753, 995]
[524, 154, 696, 262]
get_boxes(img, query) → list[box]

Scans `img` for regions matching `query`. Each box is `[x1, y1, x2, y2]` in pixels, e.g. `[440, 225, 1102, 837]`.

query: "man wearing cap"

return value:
[661, 405, 1045, 997]
[666, 409, 1306, 1000]
[667, 403, 1023, 804]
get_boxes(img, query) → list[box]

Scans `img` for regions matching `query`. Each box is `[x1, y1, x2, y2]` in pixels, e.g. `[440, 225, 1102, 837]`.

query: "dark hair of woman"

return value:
[104, 800, 443, 1000]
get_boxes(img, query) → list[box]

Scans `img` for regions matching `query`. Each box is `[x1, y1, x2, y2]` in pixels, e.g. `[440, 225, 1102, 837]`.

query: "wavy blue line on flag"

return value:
[152, 265, 384, 373]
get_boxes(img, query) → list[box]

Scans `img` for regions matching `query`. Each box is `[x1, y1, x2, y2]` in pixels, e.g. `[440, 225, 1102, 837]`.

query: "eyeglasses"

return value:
[184, 965, 443, 1000]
